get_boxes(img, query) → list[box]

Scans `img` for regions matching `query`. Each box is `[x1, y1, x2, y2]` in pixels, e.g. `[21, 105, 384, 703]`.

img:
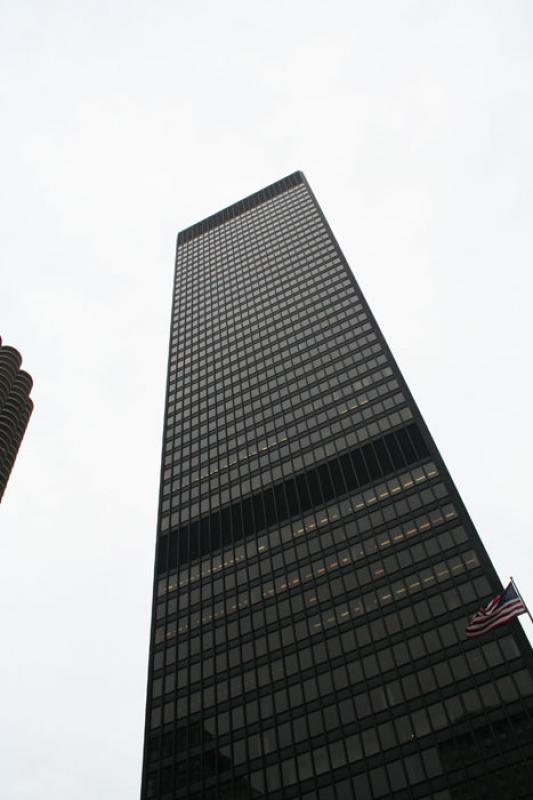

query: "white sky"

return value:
[1, 1, 532, 797]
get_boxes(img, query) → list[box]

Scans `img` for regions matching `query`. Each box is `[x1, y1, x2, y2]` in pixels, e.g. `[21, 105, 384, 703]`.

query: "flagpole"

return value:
[510, 576, 533, 625]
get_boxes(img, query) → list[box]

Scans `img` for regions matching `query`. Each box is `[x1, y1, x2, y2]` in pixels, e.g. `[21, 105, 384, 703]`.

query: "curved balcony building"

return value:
[0, 337, 33, 502]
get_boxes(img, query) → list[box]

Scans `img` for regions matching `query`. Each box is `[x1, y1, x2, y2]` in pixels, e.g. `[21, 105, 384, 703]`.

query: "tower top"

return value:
[177, 171, 305, 245]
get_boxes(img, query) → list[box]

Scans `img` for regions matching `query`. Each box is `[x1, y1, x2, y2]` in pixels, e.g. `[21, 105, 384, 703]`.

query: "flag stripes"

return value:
[466, 582, 526, 639]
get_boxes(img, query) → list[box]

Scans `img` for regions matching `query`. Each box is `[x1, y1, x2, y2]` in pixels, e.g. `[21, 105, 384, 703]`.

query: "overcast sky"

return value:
[1, 1, 533, 797]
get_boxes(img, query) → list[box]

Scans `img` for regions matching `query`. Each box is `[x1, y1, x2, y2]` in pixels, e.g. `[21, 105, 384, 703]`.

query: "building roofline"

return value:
[177, 171, 305, 245]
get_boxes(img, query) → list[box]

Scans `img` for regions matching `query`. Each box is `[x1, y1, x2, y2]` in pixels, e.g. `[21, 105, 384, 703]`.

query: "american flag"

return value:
[466, 581, 527, 639]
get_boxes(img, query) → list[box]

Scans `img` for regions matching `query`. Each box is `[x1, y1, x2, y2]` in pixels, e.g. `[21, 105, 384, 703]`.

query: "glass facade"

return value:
[141, 172, 533, 799]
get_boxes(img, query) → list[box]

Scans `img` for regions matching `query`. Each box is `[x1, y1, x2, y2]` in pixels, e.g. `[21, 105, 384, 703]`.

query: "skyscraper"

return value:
[0, 336, 33, 502]
[142, 172, 533, 799]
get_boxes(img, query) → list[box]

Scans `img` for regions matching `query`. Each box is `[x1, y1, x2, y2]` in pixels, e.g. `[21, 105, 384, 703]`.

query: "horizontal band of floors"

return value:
[151, 545, 484, 694]
[150, 663, 528, 781]
[163, 725, 533, 800]
[149, 651, 533, 745]
[154, 756, 533, 800]
[149, 618, 523, 737]
[152, 575, 503, 704]
[164, 351, 392, 468]
[156, 480, 454, 608]
[152, 492, 469, 695]
[154, 506, 466, 645]
[161, 461, 441, 596]
[167, 304, 376, 405]
[161, 391, 410, 521]
[156, 422, 430, 573]
[172, 279, 351, 356]
[168, 312, 373, 416]
[151, 559, 486, 687]
[156, 746, 533, 799]
[150, 647, 532, 748]
[157, 461, 440, 618]
[166, 362, 396, 476]
[167, 321, 375, 417]
[150, 674, 533, 798]
[164, 360, 395, 482]
[154, 683, 533, 770]
[163, 356, 392, 475]
[171, 259, 354, 356]
[162, 403, 419, 508]
[177, 172, 304, 244]
[173, 248, 347, 334]
[152, 508, 475, 677]
[152, 627, 522, 745]
[171, 275, 363, 358]
[157, 483, 453, 611]
[150, 648, 531, 758]
[163, 384, 407, 512]
[166, 339, 373, 443]
[163, 345, 392, 479]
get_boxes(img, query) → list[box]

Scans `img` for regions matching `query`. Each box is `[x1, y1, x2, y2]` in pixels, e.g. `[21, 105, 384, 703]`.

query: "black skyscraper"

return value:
[0, 336, 33, 502]
[142, 173, 533, 799]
